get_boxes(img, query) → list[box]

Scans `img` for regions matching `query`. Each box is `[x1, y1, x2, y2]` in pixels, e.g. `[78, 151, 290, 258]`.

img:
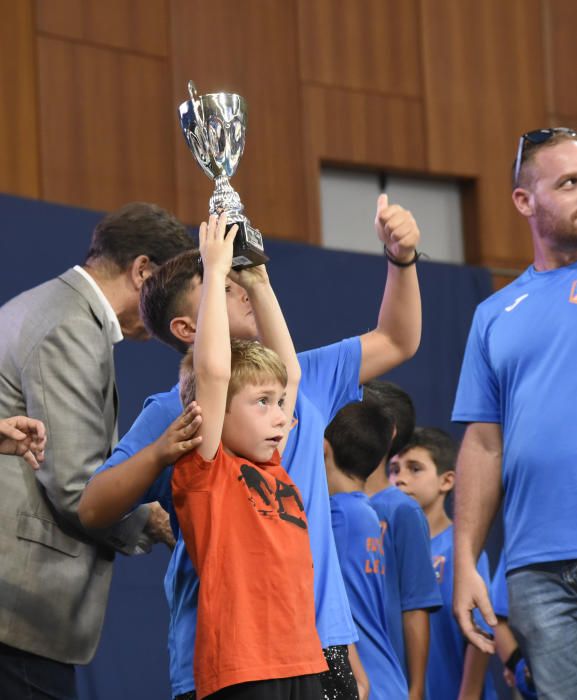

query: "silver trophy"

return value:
[178, 81, 268, 269]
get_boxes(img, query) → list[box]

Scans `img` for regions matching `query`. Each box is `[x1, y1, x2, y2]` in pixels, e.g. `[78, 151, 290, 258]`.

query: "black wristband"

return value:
[384, 246, 420, 267]
[505, 647, 523, 673]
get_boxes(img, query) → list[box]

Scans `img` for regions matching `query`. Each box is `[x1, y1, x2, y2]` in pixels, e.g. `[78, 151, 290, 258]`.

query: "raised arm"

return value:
[230, 265, 300, 455]
[358, 194, 422, 384]
[194, 214, 237, 461]
[453, 422, 503, 652]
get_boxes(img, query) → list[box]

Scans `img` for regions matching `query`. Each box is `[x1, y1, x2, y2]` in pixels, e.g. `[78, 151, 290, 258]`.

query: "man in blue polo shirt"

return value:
[452, 127, 577, 698]
[80, 194, 422, 699]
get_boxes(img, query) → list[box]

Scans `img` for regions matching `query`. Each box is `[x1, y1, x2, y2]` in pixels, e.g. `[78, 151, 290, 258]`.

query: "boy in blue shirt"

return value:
[363, 382, 441, 700]
[79, 195, 423, 700]
[389, 428, 496, 700]
[324, 400, 408, 700]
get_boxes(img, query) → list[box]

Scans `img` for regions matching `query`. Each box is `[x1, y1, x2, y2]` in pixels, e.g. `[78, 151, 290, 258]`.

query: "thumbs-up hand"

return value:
[374, 193, 420, 264]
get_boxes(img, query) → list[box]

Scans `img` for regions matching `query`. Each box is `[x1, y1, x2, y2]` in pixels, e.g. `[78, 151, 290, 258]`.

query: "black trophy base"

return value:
[225, 220, 269, 270]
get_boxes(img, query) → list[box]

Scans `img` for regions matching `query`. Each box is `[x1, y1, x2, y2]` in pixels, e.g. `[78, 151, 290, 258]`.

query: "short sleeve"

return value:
[329, 499, 348, 562]
[298, 338, 363, 424]
[394, 503, 442, 612]
[452, 307, 501, 423]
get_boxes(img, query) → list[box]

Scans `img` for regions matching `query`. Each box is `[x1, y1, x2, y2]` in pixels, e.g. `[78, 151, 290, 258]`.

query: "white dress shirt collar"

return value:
[73, 265, 123, 344]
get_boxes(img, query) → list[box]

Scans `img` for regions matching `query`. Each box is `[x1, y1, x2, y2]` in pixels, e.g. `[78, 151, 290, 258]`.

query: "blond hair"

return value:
[179, 339, 287, 408]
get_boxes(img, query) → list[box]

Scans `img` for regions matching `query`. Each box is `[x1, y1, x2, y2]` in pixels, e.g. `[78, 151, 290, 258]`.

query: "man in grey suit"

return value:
[0, 202, 196, 699]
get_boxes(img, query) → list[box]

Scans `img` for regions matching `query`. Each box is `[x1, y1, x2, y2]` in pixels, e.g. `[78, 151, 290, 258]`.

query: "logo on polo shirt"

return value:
[504, 294, 529, 312]
[432, 554, 446, 584]
[570, 282, 577, 304]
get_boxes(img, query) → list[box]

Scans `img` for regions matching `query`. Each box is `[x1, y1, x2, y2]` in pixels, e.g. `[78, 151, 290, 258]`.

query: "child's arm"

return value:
[231, 264, 300, 456]
[78, 402, 202, 528]
[194, 214, 237, 461]
[458, 643, 490, 700]
[403, 609, 429, 700]
[348, 643, 369, 700]
[358, 193, 422, 383]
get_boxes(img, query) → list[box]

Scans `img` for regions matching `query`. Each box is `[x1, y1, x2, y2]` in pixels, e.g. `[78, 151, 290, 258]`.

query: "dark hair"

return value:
[324, 401, 395, 482]
[363, 380, 415, 458]
[512, 130, 577, 190]
[398, 427, 458, 476]
[85, 202, 193, 269]
[140, 249, 203, 353]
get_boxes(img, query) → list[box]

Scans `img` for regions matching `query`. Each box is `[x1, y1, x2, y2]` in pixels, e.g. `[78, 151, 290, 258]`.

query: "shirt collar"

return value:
[74, 265, 123, 344]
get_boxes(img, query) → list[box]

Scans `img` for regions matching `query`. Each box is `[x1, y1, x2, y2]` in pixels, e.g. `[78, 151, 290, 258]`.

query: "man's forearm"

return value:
[454, 423, 503, 565]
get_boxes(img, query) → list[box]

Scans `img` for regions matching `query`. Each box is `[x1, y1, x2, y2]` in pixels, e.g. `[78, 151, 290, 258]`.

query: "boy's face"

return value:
[389, 446, 451, 511]
[184, 276, 258, 341]
[222, 380, 288, 464]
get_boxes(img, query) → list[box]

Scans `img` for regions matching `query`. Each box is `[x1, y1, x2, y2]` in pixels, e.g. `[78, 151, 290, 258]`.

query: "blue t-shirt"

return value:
[369, 487, 441, 677]
[97, 338, 362, 696]
[330, 492, 408, 700]
[428, 525, 496, 700]
[452, 263, 577, 572]
[490, 551, 508, 619]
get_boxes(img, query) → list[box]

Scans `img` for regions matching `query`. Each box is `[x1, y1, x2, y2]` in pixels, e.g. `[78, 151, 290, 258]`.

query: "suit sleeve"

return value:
[22, 314, 149, 554]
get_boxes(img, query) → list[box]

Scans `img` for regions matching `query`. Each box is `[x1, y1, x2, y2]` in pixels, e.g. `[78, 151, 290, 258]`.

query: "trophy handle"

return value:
[179, 82, 220, 178]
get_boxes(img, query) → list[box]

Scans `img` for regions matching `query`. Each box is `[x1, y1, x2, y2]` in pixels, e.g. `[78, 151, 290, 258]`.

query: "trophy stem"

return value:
[209, 175, 245, 219]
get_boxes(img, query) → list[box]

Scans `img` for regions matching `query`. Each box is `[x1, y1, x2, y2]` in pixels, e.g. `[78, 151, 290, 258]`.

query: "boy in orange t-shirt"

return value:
[171, 213, 327, 700]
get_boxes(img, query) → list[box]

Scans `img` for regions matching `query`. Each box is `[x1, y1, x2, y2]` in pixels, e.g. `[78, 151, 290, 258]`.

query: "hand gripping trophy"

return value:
[178, 81, 268, 269]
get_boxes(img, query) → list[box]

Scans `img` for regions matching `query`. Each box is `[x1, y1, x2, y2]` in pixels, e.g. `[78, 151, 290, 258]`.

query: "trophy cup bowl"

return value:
[178, 81, 268, 270]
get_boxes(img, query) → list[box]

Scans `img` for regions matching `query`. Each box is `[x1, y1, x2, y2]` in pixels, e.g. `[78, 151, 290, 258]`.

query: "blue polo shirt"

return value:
[370, 486, 441, 677]
[97, 338, 362, 697]
[453, 262, 577, 572]
[330, 492, 408, 700]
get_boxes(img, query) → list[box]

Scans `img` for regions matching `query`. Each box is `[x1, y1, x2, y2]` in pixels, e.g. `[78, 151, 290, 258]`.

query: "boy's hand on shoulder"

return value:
[228, 263, 269, 292]
[199, 213, 238, 277]
[152, 402, 202, 468]
[375, 193, 420, 263]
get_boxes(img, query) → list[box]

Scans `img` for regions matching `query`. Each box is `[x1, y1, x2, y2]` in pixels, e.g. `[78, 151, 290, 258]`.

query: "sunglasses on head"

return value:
[513, 127, 577, 187]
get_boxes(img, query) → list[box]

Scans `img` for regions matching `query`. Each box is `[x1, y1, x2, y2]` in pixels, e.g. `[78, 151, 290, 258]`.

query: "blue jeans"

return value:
[508, 560, 577, 700]
[0, 642, 77, 699]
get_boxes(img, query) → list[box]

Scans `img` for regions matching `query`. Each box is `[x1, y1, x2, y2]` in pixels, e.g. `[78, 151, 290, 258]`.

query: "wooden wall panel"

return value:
[35, 0, 168, 56]
[297, 0, 421, 97]
[420, 0, 548, 268]
[542, 0, 577, 125]
[300, 85, 426, 238]
[37, 37, 176, 212]
[170, 0, 310, 242]
[0, 0, 40, 198]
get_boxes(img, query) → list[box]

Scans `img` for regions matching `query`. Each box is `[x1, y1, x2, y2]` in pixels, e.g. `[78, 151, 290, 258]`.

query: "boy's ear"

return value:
[439, 470, 455, 494]
[170, 316, 196, 346]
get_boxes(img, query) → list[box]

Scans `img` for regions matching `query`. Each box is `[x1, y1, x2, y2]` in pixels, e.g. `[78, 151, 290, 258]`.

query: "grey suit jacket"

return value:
[0, 268, 150, 664]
